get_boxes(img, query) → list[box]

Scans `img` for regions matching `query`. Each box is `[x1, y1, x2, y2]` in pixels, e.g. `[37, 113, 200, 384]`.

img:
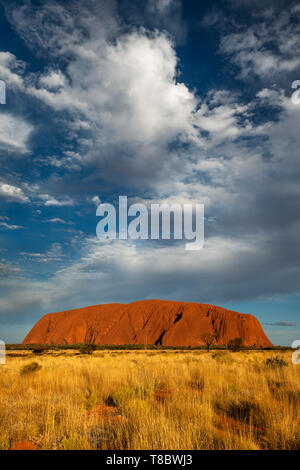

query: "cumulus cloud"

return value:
[39, 70, 66, 90]
[38, 194, 74, 206]
[28, 31, 197, 146]
[0, 51, 25, 89]
[0, 113, 32, 152]
[219, 7, 300, 79]
[0, 1, 267, 192]
[0, 182, 29, 202]
[1, 6, 194, 184]
[194, 90, 253, 144]
[0, 182, 75, 207]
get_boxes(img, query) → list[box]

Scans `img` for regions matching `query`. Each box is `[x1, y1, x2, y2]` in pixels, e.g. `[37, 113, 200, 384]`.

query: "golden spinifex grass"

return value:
[0, 350, 299, 450]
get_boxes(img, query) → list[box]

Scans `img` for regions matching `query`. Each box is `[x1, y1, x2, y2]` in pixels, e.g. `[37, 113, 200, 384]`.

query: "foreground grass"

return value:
[0, 349, 299, 450]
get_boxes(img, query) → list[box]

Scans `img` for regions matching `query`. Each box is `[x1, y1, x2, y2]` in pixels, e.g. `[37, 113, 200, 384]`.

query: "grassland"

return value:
[0, 348, 299, 450]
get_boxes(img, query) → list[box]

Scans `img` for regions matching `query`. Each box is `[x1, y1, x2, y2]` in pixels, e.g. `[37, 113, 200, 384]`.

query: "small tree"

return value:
[227, 337, 243, 351]
[200, 332, 217, 352]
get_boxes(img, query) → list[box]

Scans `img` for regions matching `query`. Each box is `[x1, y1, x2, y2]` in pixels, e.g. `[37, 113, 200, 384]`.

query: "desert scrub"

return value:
[106, 384, 152, 409]
[212, 351, 234, 365]
[265, 356, 288, 368]
[32, 348, 44, 355]
[20, 361, 42, 375]
[79, 344, 96, 355]
[58, 433, 90, 450]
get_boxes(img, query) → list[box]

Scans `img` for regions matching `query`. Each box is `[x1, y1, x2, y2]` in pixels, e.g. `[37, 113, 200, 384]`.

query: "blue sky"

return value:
[0, 0, 300, 345]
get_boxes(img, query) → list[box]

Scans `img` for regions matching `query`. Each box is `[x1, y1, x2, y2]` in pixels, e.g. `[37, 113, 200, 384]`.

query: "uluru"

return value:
[23, 300, 272, 347]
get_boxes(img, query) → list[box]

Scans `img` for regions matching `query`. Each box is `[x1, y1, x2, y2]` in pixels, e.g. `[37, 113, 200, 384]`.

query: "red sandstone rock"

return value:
[23, 299, 272, 347]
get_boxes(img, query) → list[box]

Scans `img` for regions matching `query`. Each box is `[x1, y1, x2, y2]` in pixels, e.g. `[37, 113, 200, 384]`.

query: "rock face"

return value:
[23, 299, 272, 347]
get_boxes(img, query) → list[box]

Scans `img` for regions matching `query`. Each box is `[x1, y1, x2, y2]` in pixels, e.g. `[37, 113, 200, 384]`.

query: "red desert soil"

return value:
[23, 299, 272, 347]
[11, 440, 39, 450]
[88, 404, 126, 423]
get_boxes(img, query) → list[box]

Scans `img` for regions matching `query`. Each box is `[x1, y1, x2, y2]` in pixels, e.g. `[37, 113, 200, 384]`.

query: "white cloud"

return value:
[91, 195, 101, 206]
[27, 30, 197, 149]
[0, 183, 29, 202]
[220, 9, 300, 78]
[0, 24, 201, 187]
[148, 0, 176, 13]
[20, 243, 63, 263]
[39, 70, 66, 90]
[195, 91, 252, 144]
[0, 4, 262, 192]
[46, 218, 72, 224]
[0, 113, 32, 152]
[0, 52, 24, 88]
[0, 222, 24, 230]
[0, 183, 75, 207]
[0, 258, 22, 277]
[38, 194, 74, 206]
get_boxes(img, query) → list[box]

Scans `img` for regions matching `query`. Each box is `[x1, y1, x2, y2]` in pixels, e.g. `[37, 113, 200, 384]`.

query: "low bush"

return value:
[106, 385, 152, 409]
[32, 348, 44, 355]
[79, 344, 96, 355]
[265, 356, 288, 368]
[21, 361, 42, 375]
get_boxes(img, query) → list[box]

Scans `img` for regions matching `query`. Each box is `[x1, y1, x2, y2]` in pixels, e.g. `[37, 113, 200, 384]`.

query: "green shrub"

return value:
[265, 356, 288, 368]
[21, 361, 42, 375]
[79, 344, 96, 355]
